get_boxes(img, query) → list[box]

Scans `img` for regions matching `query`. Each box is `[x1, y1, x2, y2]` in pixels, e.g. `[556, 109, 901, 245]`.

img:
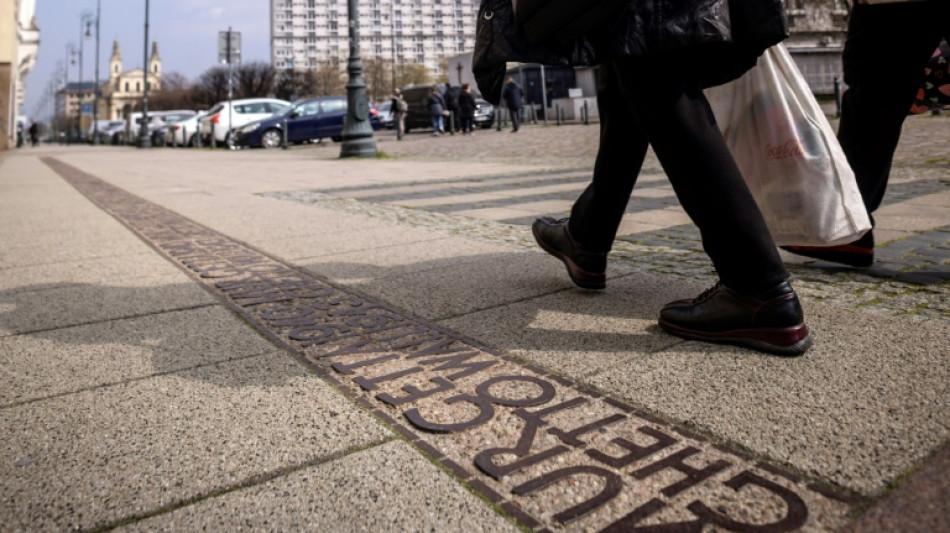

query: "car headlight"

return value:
[241, 123, 260, 134]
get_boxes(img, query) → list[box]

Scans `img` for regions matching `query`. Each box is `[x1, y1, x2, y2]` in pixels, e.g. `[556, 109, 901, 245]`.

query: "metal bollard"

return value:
[282, 118, 289, 149]
[834, 76, 842, 118]
[531, 105, 538, 125]
[583, 101, 590, 126]
[211, 123, 216, 149]
[555, 104, 561, 126]
[180, 126, 185, 148]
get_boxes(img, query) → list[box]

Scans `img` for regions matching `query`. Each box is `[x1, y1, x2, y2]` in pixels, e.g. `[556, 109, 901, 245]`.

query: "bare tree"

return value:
[395, 63, 431, 88]
[234, 61, 278, 98]
[311, 61, 345, 97]
[193, 67, 230, 108]
[150, 71, 196, 110]
[362, 57, 391, 103]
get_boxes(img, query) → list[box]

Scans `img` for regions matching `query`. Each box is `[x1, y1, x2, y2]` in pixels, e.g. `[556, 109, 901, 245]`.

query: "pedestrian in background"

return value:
[391, 87, 408, 140]
[444, 82, 460, 135]
[531, 0, 812, 355]
[427, 86, 447, 136]
[28, 119, 39, 147]
[458, 83, 477, 135]
[783, 0, 949, 267]
[502, 77, 523, 132]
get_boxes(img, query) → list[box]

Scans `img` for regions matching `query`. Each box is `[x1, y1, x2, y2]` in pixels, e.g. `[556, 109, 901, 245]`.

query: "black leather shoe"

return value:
[532, 217, 606, 289]
[659, 281, 812, 356]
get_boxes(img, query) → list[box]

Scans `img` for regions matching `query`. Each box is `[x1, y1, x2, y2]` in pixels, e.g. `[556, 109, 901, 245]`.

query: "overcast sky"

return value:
[23, 0, 272, 119]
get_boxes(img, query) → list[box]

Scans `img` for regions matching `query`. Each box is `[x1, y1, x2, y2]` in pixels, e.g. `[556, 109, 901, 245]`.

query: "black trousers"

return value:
[839, 1, 948, 225]
[568, 58, 787, 295]
[508, 106, 521, 131]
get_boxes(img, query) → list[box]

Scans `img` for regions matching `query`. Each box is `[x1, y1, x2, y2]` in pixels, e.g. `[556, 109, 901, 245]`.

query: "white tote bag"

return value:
[705, 44, 871, 246]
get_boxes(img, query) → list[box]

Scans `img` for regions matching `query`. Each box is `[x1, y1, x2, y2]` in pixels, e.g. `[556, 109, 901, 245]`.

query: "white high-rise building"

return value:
[269, 0, 477, 79]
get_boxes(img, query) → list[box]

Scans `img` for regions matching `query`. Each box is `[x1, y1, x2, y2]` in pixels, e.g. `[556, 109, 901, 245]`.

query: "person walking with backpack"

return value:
[427, 85, 447, 136]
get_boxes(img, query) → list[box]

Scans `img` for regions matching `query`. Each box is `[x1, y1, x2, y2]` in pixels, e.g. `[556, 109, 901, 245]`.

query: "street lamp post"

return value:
[79, 11, 93, 142]
[340, 0, 377, 158]
[64, 44, 76, 144]
[138, 0, 151, 148]
[92, 0, 102, 145]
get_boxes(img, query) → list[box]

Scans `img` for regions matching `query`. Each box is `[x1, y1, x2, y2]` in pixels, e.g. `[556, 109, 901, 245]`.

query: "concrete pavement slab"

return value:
[0, 276, 215, 336]
[0, 253, 177, 294]
[298, 236, 522, 284]
[0, 305, 278, 406]
[352, 250, 630, 321]
[118, 440, 519, 533]
[0, 353, 391, 532]
[436, 272, 681, 379]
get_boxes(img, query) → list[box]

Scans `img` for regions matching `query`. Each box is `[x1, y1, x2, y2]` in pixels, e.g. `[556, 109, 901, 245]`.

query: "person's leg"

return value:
[839, 2, 948, 219]
[510, 107, 520, 131]
[613, 57, 787, 294]
[568, 64, 647, 253]
[532, 64, 647, 290]
[613, 56, 808, 355]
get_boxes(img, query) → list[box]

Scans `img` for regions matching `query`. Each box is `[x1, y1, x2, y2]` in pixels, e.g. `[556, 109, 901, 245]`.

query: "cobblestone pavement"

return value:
[270, 114, 950, 322]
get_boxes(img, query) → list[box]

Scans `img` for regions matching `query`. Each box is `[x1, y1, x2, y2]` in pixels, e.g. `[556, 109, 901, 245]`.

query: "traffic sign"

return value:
[218, 30, 241, 65]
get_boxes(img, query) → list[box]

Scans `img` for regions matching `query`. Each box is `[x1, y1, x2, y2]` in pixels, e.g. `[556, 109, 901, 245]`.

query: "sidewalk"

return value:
[1, 116, 947, 532]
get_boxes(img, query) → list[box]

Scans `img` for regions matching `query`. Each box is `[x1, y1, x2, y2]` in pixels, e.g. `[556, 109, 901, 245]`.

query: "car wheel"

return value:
[188, 134, 198, 147]
[261, 129, 282, 149]
[331, 135, 342, 142]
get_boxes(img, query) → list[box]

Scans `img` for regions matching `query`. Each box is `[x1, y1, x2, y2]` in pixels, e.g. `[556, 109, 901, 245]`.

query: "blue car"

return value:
[232, 96, 381, 149]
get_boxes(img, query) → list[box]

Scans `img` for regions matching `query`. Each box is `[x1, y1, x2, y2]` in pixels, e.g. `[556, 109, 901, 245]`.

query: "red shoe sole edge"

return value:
[658, 319, 812, 357]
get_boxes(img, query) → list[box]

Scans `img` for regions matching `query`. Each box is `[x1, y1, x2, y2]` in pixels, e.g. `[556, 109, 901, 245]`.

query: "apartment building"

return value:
[270, 0, 477, 79]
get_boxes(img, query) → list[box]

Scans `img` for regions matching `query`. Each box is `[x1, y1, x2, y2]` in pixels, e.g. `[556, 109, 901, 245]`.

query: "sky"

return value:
[23, 0, 272, 120]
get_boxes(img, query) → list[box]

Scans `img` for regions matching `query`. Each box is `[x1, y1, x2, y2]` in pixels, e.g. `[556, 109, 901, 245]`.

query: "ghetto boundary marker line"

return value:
[44, 157, 857, 532]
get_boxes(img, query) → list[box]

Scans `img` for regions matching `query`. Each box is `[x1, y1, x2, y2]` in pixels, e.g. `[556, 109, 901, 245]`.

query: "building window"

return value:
[125, 82, 129, 92]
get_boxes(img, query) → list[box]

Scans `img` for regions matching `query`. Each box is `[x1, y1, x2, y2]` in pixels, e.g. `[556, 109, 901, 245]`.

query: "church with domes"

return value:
[102, 40, 162, 120]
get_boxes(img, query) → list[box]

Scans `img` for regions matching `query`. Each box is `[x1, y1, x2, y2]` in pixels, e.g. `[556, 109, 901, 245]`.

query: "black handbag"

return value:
[472, 0, 598, 104]
[513, 0, 628, 45]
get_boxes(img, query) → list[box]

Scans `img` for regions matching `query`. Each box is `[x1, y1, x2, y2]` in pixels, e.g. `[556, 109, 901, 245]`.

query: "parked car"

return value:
[148, 110, 198, 146]
[376, 100, 394, 129]
[89, 120, 126, 145]
[164, 112, 207, 147]
[401, 85, 494, 133]
[199, 98, 291, 147]
[232, 95, 381, 149]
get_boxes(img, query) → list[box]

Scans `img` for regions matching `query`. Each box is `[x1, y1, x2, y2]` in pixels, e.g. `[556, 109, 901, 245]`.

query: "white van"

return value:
[198, 98, 291, 146]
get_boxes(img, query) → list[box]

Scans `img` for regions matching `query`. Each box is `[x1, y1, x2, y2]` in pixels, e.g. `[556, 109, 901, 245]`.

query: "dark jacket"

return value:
[502, 81, 523, 109]
[474, 0, 788, 104]
[458, 91, 477, 118]
[427, 92, 446, 116]
[443, 85, 460, 110]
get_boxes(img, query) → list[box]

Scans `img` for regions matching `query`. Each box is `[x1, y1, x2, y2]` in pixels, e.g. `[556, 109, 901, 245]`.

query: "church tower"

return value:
[109, 40, 122, 82]
[149, 41, 161, 78]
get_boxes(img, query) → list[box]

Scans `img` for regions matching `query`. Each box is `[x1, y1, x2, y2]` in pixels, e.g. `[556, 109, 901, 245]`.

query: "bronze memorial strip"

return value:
[45, 157, 855, 532]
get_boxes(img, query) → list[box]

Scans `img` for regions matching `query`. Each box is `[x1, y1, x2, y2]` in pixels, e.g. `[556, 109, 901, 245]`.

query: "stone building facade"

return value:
[101, 40, 162, 120]
[785, 0, 851, 95]
[1, 0, 40, 149]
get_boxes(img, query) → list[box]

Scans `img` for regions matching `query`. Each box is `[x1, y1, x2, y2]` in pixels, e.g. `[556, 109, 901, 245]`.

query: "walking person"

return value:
[458, 83, 477, 135]
[502, 77, 523, 132]
[782, 0, 950, 267]
[391, 87, 408, 140]
[28, 119, 39, 147]
[528, 1, 811, 355]
[427, 85, 447, 136]
[443, 82, 460, 135]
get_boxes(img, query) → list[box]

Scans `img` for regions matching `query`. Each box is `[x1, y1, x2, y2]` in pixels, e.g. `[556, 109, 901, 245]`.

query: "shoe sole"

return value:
[781, 245, 873, 268]
[658, 319, 812, 356]
[532, 223, 606, 290]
